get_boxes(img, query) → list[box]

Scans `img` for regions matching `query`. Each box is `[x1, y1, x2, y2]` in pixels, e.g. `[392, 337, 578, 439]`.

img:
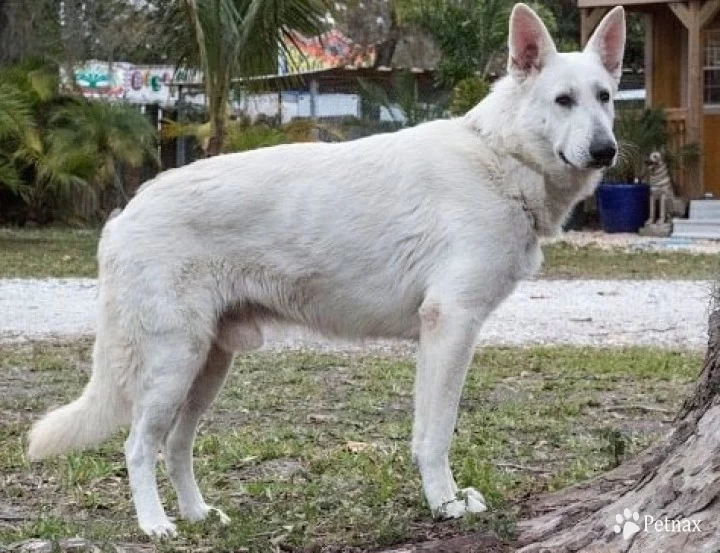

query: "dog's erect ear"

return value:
[585, 6, 626, 83]
[507, 3, 557, 81]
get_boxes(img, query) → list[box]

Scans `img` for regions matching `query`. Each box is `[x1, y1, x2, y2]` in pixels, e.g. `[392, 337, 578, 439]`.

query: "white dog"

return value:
[28, 4, 625, 538]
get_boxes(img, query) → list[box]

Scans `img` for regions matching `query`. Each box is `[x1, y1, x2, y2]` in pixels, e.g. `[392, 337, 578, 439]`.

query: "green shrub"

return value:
[450, 77, 491, 116]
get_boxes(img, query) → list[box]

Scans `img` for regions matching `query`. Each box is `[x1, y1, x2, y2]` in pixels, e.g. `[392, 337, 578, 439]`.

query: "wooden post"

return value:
[580, 7, 609, 47]
[176, 85, 186, 168]
[669, 1, 704, 198]
[700, 0, 720, 28]
[644, 13, 654, 108]
[309, 78, 319, 120]
[687, 2, 704, 198]
[157, 106, 163, 168]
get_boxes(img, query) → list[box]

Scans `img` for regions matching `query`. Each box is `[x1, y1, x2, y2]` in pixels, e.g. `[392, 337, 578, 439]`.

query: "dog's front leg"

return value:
[412, 297, 487, 519]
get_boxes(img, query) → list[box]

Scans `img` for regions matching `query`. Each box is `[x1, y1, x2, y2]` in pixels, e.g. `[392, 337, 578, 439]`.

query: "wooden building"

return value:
[580, 0, 720, 198]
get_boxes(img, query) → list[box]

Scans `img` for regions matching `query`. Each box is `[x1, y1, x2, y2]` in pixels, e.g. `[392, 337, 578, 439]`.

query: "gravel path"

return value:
[548, 230, 720, 254]
[0, 279, 712, 351]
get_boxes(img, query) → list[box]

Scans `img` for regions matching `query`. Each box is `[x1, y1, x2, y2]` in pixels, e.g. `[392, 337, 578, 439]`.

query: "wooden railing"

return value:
[665, 108, 689, 196]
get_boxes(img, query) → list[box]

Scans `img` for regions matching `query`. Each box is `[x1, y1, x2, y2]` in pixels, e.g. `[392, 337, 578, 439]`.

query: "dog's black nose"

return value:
[589, 142, 617, 167]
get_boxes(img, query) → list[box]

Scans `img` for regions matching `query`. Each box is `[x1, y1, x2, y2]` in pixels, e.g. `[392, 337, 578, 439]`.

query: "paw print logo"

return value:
[614, 509, 641, 540]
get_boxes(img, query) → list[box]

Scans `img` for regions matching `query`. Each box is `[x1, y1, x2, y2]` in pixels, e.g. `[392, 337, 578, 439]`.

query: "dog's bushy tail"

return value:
[27, 333, 131, 460]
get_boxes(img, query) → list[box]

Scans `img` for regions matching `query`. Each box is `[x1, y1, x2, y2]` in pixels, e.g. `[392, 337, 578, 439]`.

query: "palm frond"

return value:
[162, 119, 212, 142]
[27, 67, 59, 102]
[46, 100, 158, 194]
[0, 59, 61, 106]
[240, 0, 327, 77]
[0, 157, 26, 196]
[0, 83, 33, 141]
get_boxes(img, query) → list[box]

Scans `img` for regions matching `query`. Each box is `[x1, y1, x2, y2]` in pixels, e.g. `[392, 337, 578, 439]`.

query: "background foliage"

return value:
[0, 0, 649, 224]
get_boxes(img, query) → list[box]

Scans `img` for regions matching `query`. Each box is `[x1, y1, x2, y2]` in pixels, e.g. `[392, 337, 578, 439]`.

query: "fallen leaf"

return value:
[307, 413, 338, 424]
[345, 441, 373, 453]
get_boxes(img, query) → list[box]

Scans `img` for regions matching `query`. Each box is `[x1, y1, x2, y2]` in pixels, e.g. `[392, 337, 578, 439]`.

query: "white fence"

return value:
[236, 92, 407, 124]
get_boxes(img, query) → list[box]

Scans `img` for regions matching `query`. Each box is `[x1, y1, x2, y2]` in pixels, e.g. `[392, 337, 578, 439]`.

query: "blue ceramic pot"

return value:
[595, 182, 650, 233]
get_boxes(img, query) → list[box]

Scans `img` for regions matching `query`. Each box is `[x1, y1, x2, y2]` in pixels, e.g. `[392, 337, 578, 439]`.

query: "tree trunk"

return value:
[374, 9, 400, 68]
[205, 108, 225, 158]
[515, 308, 720, 552]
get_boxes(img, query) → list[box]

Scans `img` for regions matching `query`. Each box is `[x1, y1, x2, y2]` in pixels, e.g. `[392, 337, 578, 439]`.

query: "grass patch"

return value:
[0, 228, 98, 278]
[1, 227, 717, 279]
[541, 242, 719, 279]
[0, 342, 700, 551]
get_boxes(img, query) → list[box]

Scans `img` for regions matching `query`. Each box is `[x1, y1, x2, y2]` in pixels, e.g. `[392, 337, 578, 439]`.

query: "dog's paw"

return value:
[461, 487, 487, 512]
[433, 488, 488, 519]
[140, 518, 177, 539]
[182, 504, 231, 525]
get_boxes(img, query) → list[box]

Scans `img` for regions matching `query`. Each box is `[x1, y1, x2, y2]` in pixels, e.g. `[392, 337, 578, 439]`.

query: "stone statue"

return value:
[639, 151, 687, 237]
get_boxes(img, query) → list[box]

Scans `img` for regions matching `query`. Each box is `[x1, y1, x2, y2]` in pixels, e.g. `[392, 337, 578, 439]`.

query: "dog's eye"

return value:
[555, 94, 574, 108]
[597, 90, 611, 103]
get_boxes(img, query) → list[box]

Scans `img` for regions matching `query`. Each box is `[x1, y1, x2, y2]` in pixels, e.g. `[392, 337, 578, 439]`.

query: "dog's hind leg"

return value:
[163, 318, 263, 524]
[125, 333, 209, 538]
[162, 345, 234, 524]
[411, 296, 487, 519]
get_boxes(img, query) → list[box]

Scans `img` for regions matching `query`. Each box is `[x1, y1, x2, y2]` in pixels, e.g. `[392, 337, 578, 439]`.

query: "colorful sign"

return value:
[280, 30, 376, 75]
[62, 61, 201, 106]
[125, 66, 175, 105]
[69, 60, 128, 99]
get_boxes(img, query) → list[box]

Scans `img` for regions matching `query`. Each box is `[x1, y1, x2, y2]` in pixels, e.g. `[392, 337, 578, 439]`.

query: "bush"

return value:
[607, 107, 699, 184]
[450, 77, 490, 116]
[0, 61, 158, 224]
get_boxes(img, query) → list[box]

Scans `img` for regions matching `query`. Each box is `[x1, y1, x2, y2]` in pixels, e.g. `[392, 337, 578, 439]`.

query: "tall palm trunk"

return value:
[205, 89, 228, 157]
[205, 121, 225, 157]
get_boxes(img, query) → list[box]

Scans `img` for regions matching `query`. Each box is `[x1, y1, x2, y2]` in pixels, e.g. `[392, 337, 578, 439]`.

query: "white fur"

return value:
[27, 4, 625, 537]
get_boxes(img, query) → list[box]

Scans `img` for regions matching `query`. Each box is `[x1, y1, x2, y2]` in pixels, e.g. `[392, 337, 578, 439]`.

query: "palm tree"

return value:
[0, 62, 88, 221]
[0, 60, 59, 198]
[47, 101, 159, 204]
[168, 0, 327, 157]
[0, 60, 159, 222]
[0, 82, 33, 196]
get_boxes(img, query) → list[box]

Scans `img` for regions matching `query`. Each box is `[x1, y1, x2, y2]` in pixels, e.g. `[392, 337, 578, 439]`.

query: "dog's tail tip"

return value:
[27, 382, 126, 461]
[27, 397, 93, 461]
